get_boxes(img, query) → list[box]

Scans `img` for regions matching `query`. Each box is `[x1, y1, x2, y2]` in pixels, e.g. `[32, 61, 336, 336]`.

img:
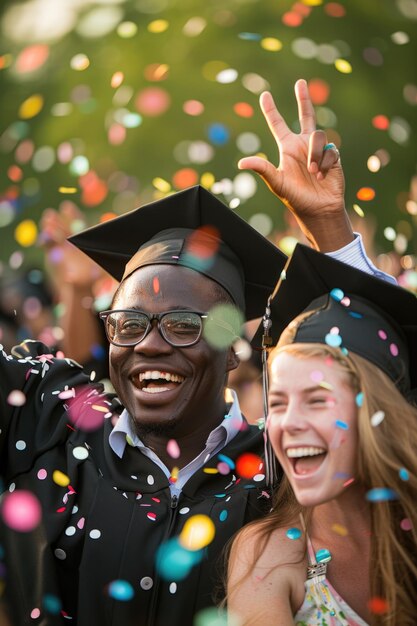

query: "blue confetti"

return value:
[219, 510, 228, 522]
[108, 580, 135, 601]
[238, 32, 262, 41]
[156, 538, 202, 581]
[207, 123, 230, 145]
[286, 527, 302, 540]
[356, 392, 364, 407]
[218, 454, 235, 470]
[399, 468, 409, 481]
[330, 288, 344, 302]
[43, 594, 62, 614]
[366, 488, 398, 502]
[325, 333, 342, 347]
[335, 419, 349, 430]
[348, 311, 363, 319]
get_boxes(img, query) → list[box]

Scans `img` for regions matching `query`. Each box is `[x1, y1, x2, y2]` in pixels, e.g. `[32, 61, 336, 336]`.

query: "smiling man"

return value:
[0, 81, 395, 626]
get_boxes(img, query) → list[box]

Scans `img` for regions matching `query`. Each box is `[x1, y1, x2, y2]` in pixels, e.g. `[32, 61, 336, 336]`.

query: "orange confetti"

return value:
[308, 79, 330, 105]
[372, 115, 390, 130]
[236, 453, 263, 479]
[185, 226, 220, 260]
[357, 187, 376, 201]
[233, 102, 254, 118]
[99, 212, 117, 223]
[282, 11, 303, 27]
[153, 276, 160, 294]
[8, 165, 23, 182]
[15, 44, 49, 73]
[368, 597, 389, 615]
[172, 168, 198, 190]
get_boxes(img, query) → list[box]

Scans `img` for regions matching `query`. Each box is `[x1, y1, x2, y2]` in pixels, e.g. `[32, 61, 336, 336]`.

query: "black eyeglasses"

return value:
[99, 309, 208, 348]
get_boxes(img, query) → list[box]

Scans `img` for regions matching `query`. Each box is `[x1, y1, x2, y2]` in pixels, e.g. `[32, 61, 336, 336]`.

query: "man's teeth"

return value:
[286, 447, 326, 458]
[139, 371, 185, 383]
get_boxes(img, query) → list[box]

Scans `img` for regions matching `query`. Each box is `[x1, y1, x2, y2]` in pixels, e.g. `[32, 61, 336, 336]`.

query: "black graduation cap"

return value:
[68, 185, 287, 320]
[259, 243, 417, 395]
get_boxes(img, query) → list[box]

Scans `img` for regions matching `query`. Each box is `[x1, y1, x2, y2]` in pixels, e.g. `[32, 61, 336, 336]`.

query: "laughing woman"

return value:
[226, 247, 417, 626]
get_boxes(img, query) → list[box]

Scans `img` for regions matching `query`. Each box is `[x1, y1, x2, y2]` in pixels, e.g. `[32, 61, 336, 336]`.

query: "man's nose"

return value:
[133, 321, 173, 354]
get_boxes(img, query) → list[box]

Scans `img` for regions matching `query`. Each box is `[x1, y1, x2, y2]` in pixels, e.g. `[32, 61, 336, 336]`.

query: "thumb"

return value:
[238, 156, 283, 195]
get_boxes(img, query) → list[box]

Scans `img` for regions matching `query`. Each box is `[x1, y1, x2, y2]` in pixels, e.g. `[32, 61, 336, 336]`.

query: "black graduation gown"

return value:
[0, 341, 272, 626]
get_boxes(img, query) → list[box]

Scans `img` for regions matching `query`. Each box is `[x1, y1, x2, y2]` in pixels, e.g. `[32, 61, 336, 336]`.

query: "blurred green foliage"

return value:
[0, 0, 416, 271]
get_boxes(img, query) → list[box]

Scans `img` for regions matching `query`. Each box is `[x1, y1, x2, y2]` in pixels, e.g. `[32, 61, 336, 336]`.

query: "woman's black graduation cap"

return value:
[69, 185, 287, 320]
[260, 243, 417, 396]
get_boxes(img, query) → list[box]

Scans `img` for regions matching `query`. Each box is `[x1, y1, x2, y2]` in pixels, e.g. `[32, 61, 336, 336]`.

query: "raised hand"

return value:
[239, 79, 353, 251]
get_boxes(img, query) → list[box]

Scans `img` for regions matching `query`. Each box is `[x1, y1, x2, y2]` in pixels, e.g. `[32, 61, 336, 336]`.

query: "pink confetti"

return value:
[147, 512, 156, 521]
[37, 469, 47, 480]
[7, 390, 26, 406]
[2, 490, 42, 532]
[30, 608, 41, 619]
[378, 330, 387, 340]
[400, 518, 413, 531]
[167, 439, 180, 459]
[310, 369, 324, 383]
[77, 517, 85, 529]
[390, 343, 399, 357]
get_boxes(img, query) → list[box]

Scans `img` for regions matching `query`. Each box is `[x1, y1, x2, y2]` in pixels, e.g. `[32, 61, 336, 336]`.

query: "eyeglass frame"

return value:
[99, 309, 208, 348]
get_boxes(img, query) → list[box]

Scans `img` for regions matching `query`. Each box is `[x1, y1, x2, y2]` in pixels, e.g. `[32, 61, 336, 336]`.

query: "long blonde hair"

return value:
[227, 312, 417, 625]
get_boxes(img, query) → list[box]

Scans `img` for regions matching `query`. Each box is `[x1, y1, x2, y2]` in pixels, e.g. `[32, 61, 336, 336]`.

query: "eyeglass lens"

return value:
[105, 311, 202, 346]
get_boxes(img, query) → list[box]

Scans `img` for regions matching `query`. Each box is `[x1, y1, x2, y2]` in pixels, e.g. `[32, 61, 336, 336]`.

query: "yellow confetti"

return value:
[179, 515, 216, 551]
[92, 404, 109, 413]
[53, 470, 70, 487]
[111, 71, 124, 88]
[319, 381, 333, 390]
[260, 38, 283, 52]
[15, 219, 38, 247]
[335, 59, 353, 74]
[203, 468, 218, 474]
[353, 203, 365, 217]
[58, 187, 78, 194]
[302, 0, 323, 5]
[332, 523, 348, 536]
[200, 172, 215, 189]
[19, 94, 44, 119]
[148, 19, 169, 33]
[152, 177, 171, 193]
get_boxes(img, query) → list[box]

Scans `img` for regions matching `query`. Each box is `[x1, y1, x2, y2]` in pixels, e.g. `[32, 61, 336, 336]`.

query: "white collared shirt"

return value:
[109, 389, 244, 496]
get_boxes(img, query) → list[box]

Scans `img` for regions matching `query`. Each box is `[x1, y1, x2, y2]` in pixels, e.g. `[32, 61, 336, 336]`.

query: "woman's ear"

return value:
[226, 346, 240, 372]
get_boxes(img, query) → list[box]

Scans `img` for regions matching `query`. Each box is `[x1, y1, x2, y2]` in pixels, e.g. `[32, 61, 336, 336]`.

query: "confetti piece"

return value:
[399, 467, 409, 481]
[7, 389, 26, 406]
[179, 515, 216, 551]
[400, 518, 413, 531]
[19, 94, 44, 119]
[335, 59, 352, 73]
[350, 207, 365, 224]
[366, 487, 398, 502]
[156, 537, 201, 580]
[357, 187, 375, 201]
[286, 527, 302, 540]
[1, 490, 42, 532]
[167, 438, 180, 458]
[52, 470, 70, 487]
[108, 580, 134, 601]
[370, 410, 385, 426]
[203, 303, 243, 350]
[325, 332, 342, 347]
[58, 186, 77, 194]
[15, 219, 38, 247]
[331, 523, 348, 536]
[235, 452, 263, 479]
[355, 392, 364, 407]
[368, 597, 389, 615]
[335, 419, 349, 430]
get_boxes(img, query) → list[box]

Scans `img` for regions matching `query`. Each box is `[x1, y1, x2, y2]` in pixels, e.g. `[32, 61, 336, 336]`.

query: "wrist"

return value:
[296, 209, 354, 253]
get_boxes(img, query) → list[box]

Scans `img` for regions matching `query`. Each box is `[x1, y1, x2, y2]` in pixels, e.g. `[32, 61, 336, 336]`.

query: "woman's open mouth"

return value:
[286, 446, 327, 476]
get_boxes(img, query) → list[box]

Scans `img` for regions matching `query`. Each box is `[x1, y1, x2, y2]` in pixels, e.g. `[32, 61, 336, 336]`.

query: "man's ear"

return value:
[226, 346, 240, 372]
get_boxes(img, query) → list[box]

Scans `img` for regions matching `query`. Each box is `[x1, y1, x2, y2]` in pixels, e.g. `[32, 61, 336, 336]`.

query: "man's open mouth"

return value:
[286, 446, 327, 476]
[132, 370, 185, 394]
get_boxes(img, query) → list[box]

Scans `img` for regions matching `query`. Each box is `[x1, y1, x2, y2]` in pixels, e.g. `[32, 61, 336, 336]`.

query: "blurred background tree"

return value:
[0, 0, 416, 278]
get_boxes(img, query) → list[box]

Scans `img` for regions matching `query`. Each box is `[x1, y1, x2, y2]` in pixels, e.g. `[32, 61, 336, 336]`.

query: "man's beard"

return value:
[131, 416, 178, 438]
